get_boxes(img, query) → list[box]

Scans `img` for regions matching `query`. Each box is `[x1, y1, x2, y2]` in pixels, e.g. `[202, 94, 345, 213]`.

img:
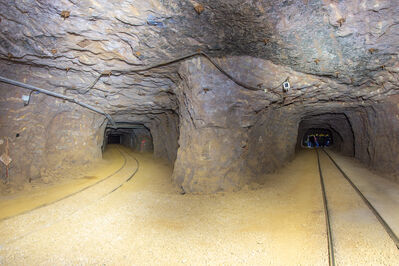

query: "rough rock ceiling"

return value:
[0, 0, 398, 122]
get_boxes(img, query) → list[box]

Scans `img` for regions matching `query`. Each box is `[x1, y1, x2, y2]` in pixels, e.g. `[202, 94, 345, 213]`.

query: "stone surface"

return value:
[347, 96, 399, 182]
[0, 0, 398, 191]
[172, 55, 399, 192]
[1, 0, 398, 84]
[0, 83, 105, 184]
[147, 112, 179, 163]
[247, 107, 300, 179]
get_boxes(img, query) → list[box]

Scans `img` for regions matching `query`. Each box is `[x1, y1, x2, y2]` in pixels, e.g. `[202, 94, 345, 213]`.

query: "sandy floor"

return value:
[0, 148, 127, 220]
[0, 145, 398, 265]
[318, 150, 399, 265]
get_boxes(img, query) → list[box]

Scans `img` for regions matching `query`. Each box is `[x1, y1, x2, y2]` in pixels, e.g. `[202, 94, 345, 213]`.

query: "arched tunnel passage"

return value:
[107, 134, 122, 144]
[1, 0, 399, 263]
[302, 128, 333, 148]
[296, 113, 355, 156]
[103, 123, 154, 153]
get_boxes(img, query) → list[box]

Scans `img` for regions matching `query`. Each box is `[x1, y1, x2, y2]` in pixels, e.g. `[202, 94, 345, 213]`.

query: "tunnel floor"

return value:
[0, 146, 398, 265]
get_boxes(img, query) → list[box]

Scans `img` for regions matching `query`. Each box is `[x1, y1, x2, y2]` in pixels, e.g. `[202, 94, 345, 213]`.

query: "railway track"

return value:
[316, 148, 399, 266]
[0, 146, 139, 244]
[1, 146, 397, 263]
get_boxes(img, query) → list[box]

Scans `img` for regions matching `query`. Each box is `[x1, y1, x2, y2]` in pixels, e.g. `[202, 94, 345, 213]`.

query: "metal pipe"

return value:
[0, 75, 115, 126]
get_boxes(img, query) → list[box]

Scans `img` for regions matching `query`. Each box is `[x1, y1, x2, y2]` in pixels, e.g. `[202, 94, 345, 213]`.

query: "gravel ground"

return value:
[0, 146, 398, 265]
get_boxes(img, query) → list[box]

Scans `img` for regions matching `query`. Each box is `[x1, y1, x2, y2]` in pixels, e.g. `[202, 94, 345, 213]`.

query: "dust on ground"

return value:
[0, 146, 398, 265]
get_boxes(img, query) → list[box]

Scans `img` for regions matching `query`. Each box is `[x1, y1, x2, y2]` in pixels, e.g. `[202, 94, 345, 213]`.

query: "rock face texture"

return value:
[0, 0, 399, 191]
[347, 96, 399, 182]
[247, 108, 300, 179]
[172, 55, 399, 192]
[147, 112, 179, 163]
[0, 77, 105, 183]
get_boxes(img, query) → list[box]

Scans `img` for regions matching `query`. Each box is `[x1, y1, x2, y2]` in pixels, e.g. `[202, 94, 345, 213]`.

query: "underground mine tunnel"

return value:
[0, 0, 399, 264]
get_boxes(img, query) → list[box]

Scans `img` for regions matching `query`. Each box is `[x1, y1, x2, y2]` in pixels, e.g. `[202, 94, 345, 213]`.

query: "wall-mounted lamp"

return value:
[22, 94, 30, 106]
[282, 81, 291, 92]
[21, 90, 38, 106]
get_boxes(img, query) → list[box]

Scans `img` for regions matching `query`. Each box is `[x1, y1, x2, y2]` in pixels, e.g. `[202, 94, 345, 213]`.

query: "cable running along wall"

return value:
[0, 51, 288, 125]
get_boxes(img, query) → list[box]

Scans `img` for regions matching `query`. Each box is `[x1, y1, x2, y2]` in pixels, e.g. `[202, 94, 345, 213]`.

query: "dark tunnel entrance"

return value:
[108, 134, 121, 144]
[103, 123, 154, 153]
[296, 113, 355, 156]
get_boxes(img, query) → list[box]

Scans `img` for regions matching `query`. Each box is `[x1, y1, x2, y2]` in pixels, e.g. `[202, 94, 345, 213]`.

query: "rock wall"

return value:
[0, 84, 106, 184]
[247, 108, 300, 179]
[1, 0, 397, 88]
[131, 128, 154, 153]
[172, 54, 399, 192]
[292, 102, 399, 183]
[347, 96, 399, 182]
[173, 58, 255, 192]
[172, 56, 306, 193]
[2, 52, 397, 191]
[147, 112, 179, 164]
[0, 0, 398, 192]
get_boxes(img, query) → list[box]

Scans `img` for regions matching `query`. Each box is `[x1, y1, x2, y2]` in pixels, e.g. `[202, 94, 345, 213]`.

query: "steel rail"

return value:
[0, 148, 127, 222]
[323, 149, 399, 250]
[106, 146, 140, 194]
[316, 149, 336, 266]
[3, 146, 140, 245]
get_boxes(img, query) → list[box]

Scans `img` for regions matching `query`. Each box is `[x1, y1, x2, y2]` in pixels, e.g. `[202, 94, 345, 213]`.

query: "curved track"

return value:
[0, 146, 140, 244]
[316, 148, 399, 266]
[1, 147, 397, 263]
[0, 149, 127, 222]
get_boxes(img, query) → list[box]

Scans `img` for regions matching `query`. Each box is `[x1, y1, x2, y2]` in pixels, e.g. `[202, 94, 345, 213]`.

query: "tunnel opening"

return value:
[103, 123, 154, 153]
[107, 134, 121, 144]
[302, 128, 333, 148]
[297, 113, 355, 156]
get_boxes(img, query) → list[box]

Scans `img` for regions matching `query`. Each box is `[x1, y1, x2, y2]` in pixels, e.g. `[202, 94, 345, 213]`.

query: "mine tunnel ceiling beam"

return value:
[0, 75, 115, 126]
